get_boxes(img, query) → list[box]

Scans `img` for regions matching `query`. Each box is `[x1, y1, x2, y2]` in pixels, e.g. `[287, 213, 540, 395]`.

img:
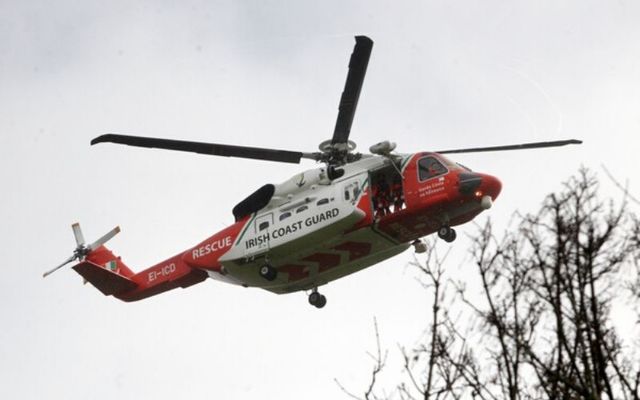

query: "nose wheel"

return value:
[437, 226, 457, 243]
[308, 289, 327, 309]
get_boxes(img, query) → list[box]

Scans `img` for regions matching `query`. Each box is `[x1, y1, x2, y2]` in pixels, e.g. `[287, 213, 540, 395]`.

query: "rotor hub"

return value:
[316, 140, 360, 166]
[318, 139, 357, 153]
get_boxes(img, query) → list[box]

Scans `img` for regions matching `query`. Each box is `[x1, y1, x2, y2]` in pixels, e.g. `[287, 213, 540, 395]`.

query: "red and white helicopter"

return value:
[45, 36, 581, 308]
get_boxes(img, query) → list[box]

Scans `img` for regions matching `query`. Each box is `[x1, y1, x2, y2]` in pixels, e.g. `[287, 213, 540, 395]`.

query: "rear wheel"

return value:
[308, 291, 327, 309]
[259, 264, 277, 281]
[315, 295, 327, 308]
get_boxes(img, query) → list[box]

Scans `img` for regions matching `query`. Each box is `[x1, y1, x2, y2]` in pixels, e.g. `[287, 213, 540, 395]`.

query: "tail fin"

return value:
[52, 223, 208, 301]
[74, 246, 137, 296]
[76, 244, 208, 302]
[73, 261, 137, 295]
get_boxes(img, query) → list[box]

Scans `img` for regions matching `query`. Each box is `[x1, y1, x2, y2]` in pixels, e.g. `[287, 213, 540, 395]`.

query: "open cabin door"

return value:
[369, 164, 405, 219]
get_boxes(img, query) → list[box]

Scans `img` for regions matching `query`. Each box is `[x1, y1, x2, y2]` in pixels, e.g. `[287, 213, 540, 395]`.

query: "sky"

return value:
[1, 1, 639, 399]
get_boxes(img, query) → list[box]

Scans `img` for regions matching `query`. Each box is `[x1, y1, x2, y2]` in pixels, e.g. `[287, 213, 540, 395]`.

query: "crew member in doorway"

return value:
[392, 175, 404, 212]
[375, 175, 391, 217]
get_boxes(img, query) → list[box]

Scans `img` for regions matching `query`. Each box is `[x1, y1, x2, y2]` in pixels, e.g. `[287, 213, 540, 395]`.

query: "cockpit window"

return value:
[418, 157, 448, 181]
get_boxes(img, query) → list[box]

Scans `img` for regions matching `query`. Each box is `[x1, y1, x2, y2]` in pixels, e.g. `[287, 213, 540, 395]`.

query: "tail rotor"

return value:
[43, 223, 120, 278]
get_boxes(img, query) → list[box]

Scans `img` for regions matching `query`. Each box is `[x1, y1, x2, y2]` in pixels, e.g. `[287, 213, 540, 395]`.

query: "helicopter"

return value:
[44, 36, 581, 308]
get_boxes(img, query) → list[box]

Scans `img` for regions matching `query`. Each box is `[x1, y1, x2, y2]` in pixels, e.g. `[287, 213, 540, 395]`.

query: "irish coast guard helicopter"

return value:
[45, 36, 581, 308]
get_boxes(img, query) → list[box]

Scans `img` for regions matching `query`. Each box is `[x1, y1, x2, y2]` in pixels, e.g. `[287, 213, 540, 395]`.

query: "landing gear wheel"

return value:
[259, 264, 278, 281]
[444, 228, 456, 243]
[437, 226, 457, 243]
[308, 291, 327, 309]
[437, 226, 451, 239]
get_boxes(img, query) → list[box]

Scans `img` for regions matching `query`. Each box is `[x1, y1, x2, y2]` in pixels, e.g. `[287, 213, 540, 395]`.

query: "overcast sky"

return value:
[1, 1, 639, 399]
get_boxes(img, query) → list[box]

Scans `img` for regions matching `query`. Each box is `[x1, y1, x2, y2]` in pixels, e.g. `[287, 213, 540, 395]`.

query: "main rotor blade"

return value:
[331, 36, 374, 146]
[92, 134, 319, 164]
[435, 139, 582, 154]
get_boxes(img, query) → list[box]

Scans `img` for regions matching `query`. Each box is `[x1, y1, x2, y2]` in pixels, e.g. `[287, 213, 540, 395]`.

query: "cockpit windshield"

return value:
[426, 154, 472, 172]
[418, 156, 448, 181]
[436, 155, 461, 170]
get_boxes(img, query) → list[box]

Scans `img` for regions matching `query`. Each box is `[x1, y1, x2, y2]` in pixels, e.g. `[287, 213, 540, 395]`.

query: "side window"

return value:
[343, 181, 360, 202]
[254, 213, 273, 234]
[418, 157, 448, 181]
[296, 205, 308, 213]
[317, 198, 329, 206]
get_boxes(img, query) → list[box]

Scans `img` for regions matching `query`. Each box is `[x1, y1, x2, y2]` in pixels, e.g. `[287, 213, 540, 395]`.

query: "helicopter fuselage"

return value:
[51, 35, 577, 308]
[118, 151, 501, 298]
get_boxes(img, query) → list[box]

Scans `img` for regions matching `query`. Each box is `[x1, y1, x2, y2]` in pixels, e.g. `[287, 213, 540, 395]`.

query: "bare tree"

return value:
[397, 245, 470, 400]
[342, 169, 640, 400]
[461, 169, 640, 400]
[335, 317, 388, 400]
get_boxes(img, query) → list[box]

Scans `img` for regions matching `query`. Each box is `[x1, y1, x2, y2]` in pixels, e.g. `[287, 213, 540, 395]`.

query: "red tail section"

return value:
[73, 261, 137, 295]
[77, 245, 208, 302]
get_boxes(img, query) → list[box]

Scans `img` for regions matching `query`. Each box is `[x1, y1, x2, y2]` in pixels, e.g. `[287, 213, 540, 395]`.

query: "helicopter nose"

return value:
[473, 174, 502, 210]
[457, 172, 502, 203]
[459, 173, 502, 210]
[481, 174, 502, 200]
